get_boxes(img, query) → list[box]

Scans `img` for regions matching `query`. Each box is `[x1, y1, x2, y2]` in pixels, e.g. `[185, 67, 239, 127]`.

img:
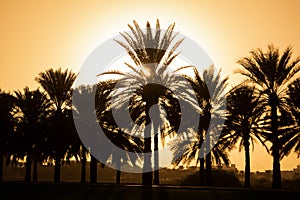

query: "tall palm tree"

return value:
[237, 44, 300, 189]
[14, 87, 51, 182]
[99, 20, 186, 185]
[0, 90, 16, 182]
[35, 68, 77, 183]
[170, 65, 228, 186]
[221, 84, 267, 188]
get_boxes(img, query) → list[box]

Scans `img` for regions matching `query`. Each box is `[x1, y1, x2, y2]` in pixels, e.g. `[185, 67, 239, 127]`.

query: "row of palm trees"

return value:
[99, 20, 300, 189]
[0, 68, 80, 183]
[0, 20, 300, 190]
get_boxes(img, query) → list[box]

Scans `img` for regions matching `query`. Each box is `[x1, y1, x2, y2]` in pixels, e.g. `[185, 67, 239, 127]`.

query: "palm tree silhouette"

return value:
[170, 65, 228, 186]
[0, 90, 16, 182]
[72, 84, 109, 183]
[221, 84, 268, 188]
[169, 128, 230, 174]
[237, 44, 300, 189]
[35, 68, 77, 182]
[280, 78, 300, 159]
[197, 66, 228, 186]
[95, 80, 144, 184]
[72, 85, 97, 183]
[90, 155, 98, 183]
[99, 20, 186, 185]
[14, 87, 51, 182]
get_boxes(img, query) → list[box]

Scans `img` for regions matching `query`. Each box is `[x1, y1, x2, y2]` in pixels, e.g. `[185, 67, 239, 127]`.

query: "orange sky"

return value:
[0, 0, 299, 171]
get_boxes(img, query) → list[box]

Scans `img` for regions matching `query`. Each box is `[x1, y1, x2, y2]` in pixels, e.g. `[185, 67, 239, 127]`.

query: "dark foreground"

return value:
[0, 182, 299, 200]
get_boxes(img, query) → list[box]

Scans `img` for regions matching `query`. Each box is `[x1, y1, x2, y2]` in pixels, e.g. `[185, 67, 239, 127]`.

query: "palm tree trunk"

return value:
[90, 155, 97, 183]
[244, 136, 250, 188]
[80, 147, 86, 183]
[32, 155, 38, 182]
[198, 119, 205, 185]
[205, 126, 212, 186]
[200, 158, 205, 172]
[205, 152, 212, 186]
[272, 143, 281, 189]
[0, 151, 3, 182]
[116, 170, 121, 184]
[115, 157, 121, 184]
[199, 153, 205, 185]
[270, 99, 281, 189]
[54, 155, 61, 183]
[142, 122, 152, 185]
[142, 136, 152, 185]
[203, 107, 212, 186]
[153, 134, 159, 185]
[25, 154, 32, 182]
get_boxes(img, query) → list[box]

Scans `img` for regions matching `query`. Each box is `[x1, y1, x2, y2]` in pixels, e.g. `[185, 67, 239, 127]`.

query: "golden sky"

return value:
[1, 0, 300, 171]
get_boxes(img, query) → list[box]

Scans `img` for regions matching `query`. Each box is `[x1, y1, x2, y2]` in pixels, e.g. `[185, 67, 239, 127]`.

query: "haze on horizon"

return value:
[0, 0, 299, 172]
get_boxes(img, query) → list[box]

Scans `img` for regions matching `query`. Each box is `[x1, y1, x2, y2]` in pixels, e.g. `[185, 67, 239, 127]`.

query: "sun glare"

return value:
[98, 53, 195, 82]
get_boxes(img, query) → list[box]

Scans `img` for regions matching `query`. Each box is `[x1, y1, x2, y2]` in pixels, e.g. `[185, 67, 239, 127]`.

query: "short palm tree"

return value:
[72, 85, 97, 183]
[99, 20, 187, 185]
[221, 84, 267, 188]
[170, 65, 228, 186]
[72, 84, 111, 183]
[95, 80, 143, 184]
[237, 44, 300, 189]
[14, 87, 51, 182]
[170, 129, 230, 170]
[35, 68, 77, 182]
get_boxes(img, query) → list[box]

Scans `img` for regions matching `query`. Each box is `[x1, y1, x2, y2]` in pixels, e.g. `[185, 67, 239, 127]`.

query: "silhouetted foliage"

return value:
[0, 90, 16, 182]
[14, 87, 51, 182]
[237, 44, 300, 189]
[1, 19, 300, 192]
[221, 84, 267, 188]
[35, 68, 77, 183]
[95, 80, 144, 184]
[72, 85, 98, 183]
[99, 19, 188, 185]
[280, 78, 300, 158]
[170, 65, 229, 186]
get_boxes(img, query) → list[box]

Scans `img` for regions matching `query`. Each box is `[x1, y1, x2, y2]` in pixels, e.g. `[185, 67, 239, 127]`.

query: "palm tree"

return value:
[221, 84, 268, 188]
[170, 65, 228, 186]
[170, 129, 230, 166]
[0, 90, 16, 181]
[90, 155, 98, 183]
[169, 129, 230, 186]
[35, 68, 77, 182]
[72, 85, 99, 183]
[237, 44, 300, 189]
[95, 80, 143, 184]
[72, 85, 94, 183]
[279, 78, 300, 158]
[99, 20, 186, 185]
[199, 66, 228, 186]
[14, 87, 51, 182]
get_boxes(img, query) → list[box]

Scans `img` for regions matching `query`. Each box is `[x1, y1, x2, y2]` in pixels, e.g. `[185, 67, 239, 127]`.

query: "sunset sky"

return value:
[1, 0, 300, 172]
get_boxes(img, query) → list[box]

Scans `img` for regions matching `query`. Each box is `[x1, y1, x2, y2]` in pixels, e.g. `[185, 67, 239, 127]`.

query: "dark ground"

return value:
[0, 182, 299, 200]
